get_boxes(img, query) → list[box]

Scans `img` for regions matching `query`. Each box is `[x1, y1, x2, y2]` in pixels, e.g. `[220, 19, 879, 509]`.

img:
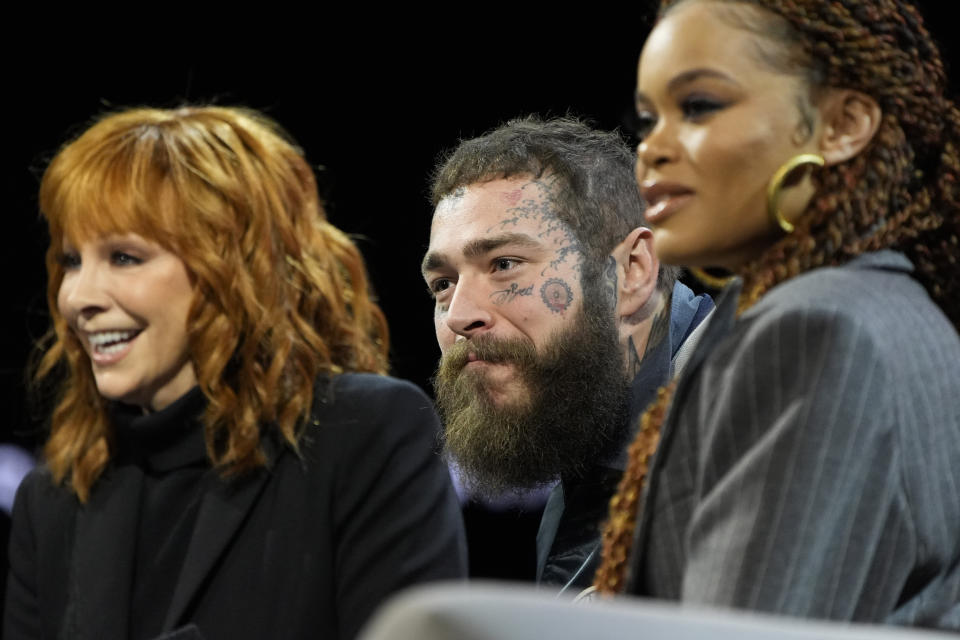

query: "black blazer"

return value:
[5, 374, 468, 640]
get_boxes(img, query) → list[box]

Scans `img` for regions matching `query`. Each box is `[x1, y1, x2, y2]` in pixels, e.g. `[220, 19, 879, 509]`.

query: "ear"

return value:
[612, 227, 660, 325]
[817, 89, 882, 166]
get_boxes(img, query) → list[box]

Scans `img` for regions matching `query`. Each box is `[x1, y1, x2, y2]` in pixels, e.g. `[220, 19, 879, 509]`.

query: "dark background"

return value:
[3, 3, 958, 583]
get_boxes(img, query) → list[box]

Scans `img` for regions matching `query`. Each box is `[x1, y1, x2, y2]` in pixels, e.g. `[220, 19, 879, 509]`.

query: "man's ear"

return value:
[613, 227, 659, 325]
[817, 89, 882, 166]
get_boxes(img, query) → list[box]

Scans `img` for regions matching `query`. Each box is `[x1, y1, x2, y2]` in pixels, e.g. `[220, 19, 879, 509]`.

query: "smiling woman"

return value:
[633, 7, 827, 269]
[57, 234, 196, 411]
[5, 106, 466, 640]
[592, 0, 960, 630]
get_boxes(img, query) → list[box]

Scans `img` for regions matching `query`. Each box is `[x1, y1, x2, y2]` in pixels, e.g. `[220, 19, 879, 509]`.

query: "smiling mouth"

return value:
[647, 194, 693, 224]
[641, 182, 696, 224]
[87, 330, 142, 356]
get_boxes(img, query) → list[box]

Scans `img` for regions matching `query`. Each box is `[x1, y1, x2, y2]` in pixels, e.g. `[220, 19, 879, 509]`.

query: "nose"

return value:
[59, 262, 110, 321]
[444, 279, 494, 339]
[637, 121, 678, 171]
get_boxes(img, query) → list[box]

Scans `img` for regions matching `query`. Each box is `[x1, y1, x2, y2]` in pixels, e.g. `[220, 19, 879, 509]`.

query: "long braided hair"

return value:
[594, 0, 960, 594]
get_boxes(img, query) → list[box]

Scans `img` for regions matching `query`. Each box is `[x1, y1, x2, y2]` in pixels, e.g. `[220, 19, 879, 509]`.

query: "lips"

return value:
[640, 181, 695, 224]
[464, 352, 502, 371]
[455, 348, 514, 376]
[85, 329, 142, 364]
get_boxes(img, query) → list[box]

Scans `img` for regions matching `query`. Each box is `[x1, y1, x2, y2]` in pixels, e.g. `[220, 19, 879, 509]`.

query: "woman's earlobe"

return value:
[819, 90, 883, 165]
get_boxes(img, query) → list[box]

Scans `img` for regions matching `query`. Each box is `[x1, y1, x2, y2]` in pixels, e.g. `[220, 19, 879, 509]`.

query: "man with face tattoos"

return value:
[422, 116, 713, 595]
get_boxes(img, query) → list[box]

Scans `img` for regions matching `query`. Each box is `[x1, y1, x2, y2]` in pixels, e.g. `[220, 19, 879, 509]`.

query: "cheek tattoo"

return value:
[541, 278, 574, 313]
[490, 282, 534, 305]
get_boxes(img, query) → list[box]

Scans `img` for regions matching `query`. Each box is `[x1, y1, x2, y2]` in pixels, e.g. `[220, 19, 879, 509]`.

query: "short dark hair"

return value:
[431, 115, 678, 292]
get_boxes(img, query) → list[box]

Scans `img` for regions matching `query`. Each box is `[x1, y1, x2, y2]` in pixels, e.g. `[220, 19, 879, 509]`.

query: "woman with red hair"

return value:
[5, 106, 466, 640]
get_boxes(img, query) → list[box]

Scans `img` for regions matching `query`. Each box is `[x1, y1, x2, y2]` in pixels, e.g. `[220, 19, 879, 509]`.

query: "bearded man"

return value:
[421, 117, 713, 594]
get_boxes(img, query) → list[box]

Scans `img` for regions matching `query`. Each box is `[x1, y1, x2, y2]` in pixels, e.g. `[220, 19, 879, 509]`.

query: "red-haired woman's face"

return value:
[635, 1, 822, 269]
[57, 233, 197, 411]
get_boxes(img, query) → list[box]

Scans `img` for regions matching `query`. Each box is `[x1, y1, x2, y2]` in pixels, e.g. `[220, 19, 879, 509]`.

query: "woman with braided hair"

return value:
[592, 0, 960, 628]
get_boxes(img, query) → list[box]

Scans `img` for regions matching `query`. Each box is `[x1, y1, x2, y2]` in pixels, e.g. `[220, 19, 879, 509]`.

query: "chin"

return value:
[93, 378, 142, 407]
[651, 228, 689, 266]
[485, 385, 529, 410]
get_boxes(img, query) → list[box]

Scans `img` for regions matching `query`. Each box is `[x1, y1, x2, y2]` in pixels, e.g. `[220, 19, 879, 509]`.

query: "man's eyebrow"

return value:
[635, 67, 739, 105]
[421, 232, 542, 277]
[421, 251, 448, 276]
[462, 233, 541, 259]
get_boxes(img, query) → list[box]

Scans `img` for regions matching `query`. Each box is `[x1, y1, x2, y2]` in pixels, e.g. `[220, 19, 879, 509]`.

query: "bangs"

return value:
[40, 117, 183, 249]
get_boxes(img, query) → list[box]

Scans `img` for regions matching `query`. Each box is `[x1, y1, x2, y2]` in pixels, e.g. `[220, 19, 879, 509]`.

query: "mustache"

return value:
[438, 334, 537, 374]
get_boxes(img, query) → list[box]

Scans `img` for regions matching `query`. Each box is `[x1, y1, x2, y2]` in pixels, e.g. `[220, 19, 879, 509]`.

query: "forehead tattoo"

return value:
[426, 178, 585, 280]
[488, 178, 584, 277]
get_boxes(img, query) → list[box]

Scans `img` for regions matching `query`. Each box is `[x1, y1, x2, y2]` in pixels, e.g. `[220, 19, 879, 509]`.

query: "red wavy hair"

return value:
[36, 106, 389, 502]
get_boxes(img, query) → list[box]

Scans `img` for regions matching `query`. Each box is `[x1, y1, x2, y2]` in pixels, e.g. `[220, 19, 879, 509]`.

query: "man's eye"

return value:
[111, 252, 142, 266]
[493, 258, 519, 271]
[429, 278, 452, 296]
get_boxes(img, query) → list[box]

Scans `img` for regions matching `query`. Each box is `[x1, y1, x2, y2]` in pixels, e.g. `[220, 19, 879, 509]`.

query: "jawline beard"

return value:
[434, 303, 629, 499]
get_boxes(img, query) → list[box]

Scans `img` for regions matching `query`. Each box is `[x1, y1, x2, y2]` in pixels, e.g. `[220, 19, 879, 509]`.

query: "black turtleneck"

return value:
[110, 387, 209, 640]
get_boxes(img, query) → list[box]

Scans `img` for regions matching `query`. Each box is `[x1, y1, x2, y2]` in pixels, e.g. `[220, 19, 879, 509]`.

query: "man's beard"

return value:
[434, 299, 630, 499]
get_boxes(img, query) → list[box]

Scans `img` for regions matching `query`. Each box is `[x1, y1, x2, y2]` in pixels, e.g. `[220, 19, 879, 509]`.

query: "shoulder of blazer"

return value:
[309, 373, 435, 427]
[296, 373, 441, 459]
[748, 250, 918, 318]
[14, 465, 80, 526]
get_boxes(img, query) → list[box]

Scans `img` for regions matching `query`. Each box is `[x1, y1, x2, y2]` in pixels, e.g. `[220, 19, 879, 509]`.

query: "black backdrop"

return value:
[4, 3, 957, 582]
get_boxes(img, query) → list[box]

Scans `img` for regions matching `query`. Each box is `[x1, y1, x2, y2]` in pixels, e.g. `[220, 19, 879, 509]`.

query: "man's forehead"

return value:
[436, 177, 548, 212]
[425, 180, 556, 270]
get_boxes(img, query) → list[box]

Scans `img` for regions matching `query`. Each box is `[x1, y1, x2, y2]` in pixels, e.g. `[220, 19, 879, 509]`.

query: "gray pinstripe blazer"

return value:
[627, 251, 960, 630]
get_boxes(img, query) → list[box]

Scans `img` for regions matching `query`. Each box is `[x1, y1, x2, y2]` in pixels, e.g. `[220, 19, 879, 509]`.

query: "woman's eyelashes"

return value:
[58, 252, 81, 270]
[57, 250, 145, 271]
[632, 111, 658, 141]
[680, 94, 727, 120]
[111, 251, 143, 266]
[632, 94, 728, 141]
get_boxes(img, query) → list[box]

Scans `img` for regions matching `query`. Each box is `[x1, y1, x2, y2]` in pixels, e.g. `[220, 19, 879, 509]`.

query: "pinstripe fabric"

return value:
[628, 251, 960, 630]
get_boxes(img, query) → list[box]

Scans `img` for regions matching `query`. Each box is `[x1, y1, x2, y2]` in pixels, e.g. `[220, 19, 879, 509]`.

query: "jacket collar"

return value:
[68, 463, 273, 638]
[67, 386, 278, 638]
[161, 468, 271, 630]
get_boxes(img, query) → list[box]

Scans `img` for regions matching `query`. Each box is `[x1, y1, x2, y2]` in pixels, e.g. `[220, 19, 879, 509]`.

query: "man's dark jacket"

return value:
[535, 281, 713, 595]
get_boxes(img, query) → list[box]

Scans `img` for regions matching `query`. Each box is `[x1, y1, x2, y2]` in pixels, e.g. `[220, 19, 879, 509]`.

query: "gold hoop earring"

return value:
[688, 267, 735, 290]
[766, 153, 824, 234]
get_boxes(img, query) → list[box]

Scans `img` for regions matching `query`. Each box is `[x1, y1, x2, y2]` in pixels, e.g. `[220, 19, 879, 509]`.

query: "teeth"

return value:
[98, 341, 131, 355]
[88, 330, 139, 350]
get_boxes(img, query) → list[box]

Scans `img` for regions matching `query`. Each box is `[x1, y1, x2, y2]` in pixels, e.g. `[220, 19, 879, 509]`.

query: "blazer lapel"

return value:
[67, 464, 143, 640]
[626, 279, 741, 592]
[162, 467, 271, 630]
